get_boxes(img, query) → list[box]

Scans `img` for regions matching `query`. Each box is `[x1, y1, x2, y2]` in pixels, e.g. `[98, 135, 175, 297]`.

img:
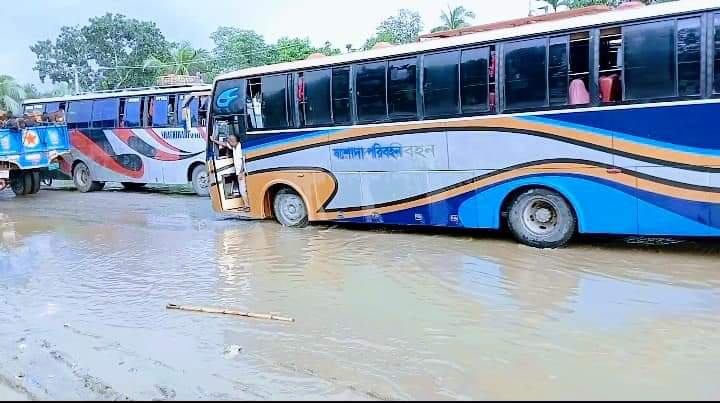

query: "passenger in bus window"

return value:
[210, 133, 249, 208]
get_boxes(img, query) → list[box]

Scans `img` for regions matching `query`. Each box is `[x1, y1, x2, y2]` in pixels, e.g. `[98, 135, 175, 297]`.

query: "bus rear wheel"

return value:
[507, 188, 576, 249]
[122, 182, 146, 191]
[10, 171, 33, 196]
[73, 162, 104, 193]
[273, 188, 309, 228]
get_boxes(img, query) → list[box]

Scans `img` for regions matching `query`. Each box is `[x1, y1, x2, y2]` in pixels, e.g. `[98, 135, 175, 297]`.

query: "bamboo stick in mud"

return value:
[166, 304, 295, 323]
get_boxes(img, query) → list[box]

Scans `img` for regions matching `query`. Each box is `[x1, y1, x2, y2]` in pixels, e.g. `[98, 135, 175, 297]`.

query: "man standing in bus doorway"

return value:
[210, 133, 250, 210]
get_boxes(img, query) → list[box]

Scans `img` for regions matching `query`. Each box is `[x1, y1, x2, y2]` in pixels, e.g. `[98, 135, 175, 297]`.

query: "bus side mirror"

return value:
[182, 106, 192, 133]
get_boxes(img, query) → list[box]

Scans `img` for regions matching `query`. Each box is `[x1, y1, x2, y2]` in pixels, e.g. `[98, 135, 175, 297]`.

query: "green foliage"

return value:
[31, 13, 171, 91]
[431, 5, 476, 33]
[0, 75, 25, 115]
[143, 42, 209, 78]
[209, 27, 272, 74]
[363, 9, 423, 50]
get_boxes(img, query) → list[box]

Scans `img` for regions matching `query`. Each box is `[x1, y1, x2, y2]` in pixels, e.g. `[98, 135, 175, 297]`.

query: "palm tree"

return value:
[0, 75, 25, 115]
[143, 44, 208, 77]
[431, 5, 477, 33]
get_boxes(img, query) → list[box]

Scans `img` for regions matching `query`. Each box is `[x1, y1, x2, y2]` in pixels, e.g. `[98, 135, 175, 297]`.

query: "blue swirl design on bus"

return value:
[215, 88, 241, 109]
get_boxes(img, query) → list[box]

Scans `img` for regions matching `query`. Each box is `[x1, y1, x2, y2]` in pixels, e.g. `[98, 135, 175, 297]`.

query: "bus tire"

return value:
[507, 188, 575, 249]
[73, 162, 103, 193]
[273, 188, 309, 228]
[10, 171, 32, 196]
[191, 164, 209, 197]
[29, 171, 41, 194]
[121, 182, 146, 191]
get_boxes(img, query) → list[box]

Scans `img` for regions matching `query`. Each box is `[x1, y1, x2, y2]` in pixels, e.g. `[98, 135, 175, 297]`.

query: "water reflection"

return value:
[1, 190, 719, 400]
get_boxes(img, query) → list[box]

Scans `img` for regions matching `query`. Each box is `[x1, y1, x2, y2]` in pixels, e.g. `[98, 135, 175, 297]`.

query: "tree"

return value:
[269, 37, 341, 64]
[143, 43, 209, 78]
[210, 28, 272, 75]
[564, 0, 676, 9]
[431, 5, 476, 33]
[0, 75, 25, 115]
[31, 13, 171, 91]
[363, 9, 423, 50]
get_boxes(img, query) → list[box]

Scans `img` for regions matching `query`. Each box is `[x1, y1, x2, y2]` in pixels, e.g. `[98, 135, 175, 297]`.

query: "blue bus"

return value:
[204, 0, 720, 248]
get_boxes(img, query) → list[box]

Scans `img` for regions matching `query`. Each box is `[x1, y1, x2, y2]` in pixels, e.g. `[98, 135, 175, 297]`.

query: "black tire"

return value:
[191, 164, 209, 197]
[10, 171, 32, 196]
[121, 182, 147, 191]
[29, 171, 41, 194]
[507, 188, 576, 249]
[73, 162, 104, 193]
[273, 188, 309, 228]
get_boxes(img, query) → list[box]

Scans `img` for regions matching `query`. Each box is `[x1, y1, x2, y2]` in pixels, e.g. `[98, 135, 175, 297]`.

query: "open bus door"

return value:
[203, 79, 251, 214]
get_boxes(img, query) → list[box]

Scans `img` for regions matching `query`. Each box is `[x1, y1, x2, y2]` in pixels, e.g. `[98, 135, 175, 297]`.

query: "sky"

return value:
[1, 0, 531, 87]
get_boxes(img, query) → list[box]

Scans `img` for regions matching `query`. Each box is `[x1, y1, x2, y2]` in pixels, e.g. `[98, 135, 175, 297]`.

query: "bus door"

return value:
[208, 78, 248, 212]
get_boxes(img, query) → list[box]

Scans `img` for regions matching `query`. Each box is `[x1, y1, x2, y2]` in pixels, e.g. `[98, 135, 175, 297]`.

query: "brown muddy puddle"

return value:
[1, 188, 719, 400]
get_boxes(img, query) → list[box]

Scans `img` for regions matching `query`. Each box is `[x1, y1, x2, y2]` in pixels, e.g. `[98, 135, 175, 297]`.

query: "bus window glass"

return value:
[424, 51, 459, 118]
[332, 67, 352, 125]
[549, 37, 569, 106]
[387, 57, 417, 120]
[179, 95, 199, 127]
[124, 98, 142, 128]
[677, 18, 701, 97]
[504, 38, 548, 110]
[624, 20, 676, 100]
[152, 96, 170, 126]
[569, 32, 591, 105]
[92, 98, 119, 128]
[66, 100, 93, 128]
[45, 102, 61, 114]
[261, 74, 290, 130]
[24, 104, 44, 114]
[303, 69, 332, 127]
[714, 14, 720, 93]
[356, 61, 387, 123]
[461, 47, 489, 113]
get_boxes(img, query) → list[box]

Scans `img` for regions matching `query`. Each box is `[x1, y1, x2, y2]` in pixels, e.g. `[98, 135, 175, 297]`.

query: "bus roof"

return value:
[216, 0, 719, 82]
[23, 84, 213, 105]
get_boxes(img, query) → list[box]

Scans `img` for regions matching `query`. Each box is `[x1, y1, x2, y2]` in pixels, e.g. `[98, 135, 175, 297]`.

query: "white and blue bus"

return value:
[23, 84, 212, 195]
[205, 0, 720, 248]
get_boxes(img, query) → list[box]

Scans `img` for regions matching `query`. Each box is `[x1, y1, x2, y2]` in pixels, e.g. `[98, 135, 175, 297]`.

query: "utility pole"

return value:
[72, 65, 80, 95]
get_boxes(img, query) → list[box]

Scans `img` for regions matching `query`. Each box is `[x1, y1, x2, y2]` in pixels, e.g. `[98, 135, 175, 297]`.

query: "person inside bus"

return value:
[209, 133, 249, 208]
[3, 113, 25, 130]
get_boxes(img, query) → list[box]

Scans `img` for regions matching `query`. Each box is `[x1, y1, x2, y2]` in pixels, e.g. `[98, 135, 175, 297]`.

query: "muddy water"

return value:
[1, 187, 719, 400]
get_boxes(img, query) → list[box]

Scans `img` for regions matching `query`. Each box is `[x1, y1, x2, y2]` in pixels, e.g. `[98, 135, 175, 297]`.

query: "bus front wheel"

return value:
[191, 165, 209, 197]
[73, 162, 104, 193]
[507, 188, 576, 249]
[273, 188, 309, 228]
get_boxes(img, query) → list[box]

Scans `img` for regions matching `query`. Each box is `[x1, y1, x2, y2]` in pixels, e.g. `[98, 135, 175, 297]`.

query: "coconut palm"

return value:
[431, 5, 477, 33]
[143, 44, 208, 77]
[0, 75, 25, 115]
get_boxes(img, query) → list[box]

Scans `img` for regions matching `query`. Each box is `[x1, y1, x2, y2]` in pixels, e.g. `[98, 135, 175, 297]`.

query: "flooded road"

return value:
[1, 186, 719, 400]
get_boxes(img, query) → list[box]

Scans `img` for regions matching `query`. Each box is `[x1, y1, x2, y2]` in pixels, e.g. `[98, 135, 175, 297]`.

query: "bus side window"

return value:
[599, 27, 623, 103]
[568, 31, 591, 106]
[623, 20, 676, 101]
[246, 78, 263, 130]
[151, 96, 169, 127]
[91, 98, 119, 129]
[168, 95, 177, 126]
[199, 96, 209, 127]
[123, 97, 142, 128]
[504, 38, 548, 110]
[66, 100, 93, 129]
[677, 18, 701, 97]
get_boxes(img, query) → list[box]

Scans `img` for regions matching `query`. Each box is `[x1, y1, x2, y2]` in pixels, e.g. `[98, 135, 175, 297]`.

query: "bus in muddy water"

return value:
[22, 84, 213, 196]
[205, 0, 720, 248]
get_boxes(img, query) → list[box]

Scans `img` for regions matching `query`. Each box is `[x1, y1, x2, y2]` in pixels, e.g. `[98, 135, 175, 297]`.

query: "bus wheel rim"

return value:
[522, 197, 559, 236]
[279, 195, 304, 224]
